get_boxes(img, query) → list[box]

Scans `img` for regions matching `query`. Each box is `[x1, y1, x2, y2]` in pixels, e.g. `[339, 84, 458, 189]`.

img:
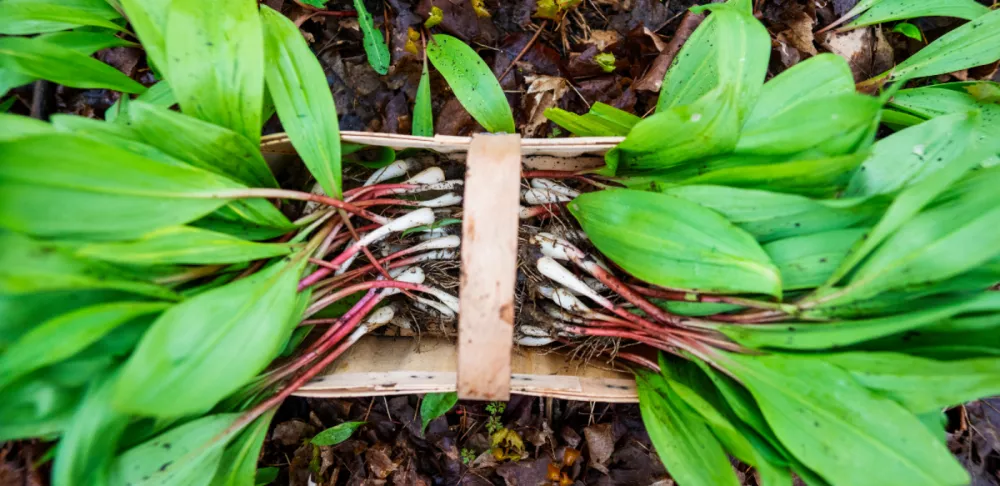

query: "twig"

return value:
[498, 21, 548, 84]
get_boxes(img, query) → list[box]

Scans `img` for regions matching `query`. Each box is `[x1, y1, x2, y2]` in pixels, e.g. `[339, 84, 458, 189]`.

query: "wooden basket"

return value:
[260, 131, 638, 403]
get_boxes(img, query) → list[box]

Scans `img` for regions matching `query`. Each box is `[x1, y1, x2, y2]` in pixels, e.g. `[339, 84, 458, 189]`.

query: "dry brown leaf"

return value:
[776, 11, 817, 56]
[583, 423, 615, 473]
[522, 75, 570, 137]
[587, 30, 623, 51]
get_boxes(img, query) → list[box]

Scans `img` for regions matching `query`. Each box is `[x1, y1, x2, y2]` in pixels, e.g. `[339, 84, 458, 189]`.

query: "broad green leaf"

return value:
[72, 226, 296, 265]
[660, 357, 791, 485]
[720, 292, 1000, 350]
[420, 392, 457, 433]
[0, 230, 179, 300]
[661, 185, 886, 243]
[113, 258, 306, 417]
[106, 80, 175, 123]
[820, 352, 1000, 413]
[569, 189, 781, 296]
[52, 373, 129, 486]
[261, 5, 343, 199]
[822, 129, 999, 287]
[835, 176, 1000, 303]
[117, 0, 170, 74]
[879, 108, 926, 130]
[0, 0, 123, 35]
[0, 134, 239, 239]
[744, 54, 855, 129]
[412, 56, 433, 136]
[882, 8, 1000, 81]
[426, 34, 515, 133]
[193, 202, 296, 241]
[764, 228, 866, 291]
[855, 314, 1000, 359]
[127, 102, 279, 188]
[658, 0, 770, 123]
[35, 30, 138, 51]
[0, 36, 145, 95]
[658, 300, 744, 317]
[892, 22, 923, 41]
[717, 352, 968, 486]
[0, 302, 166, 390]
[48, 114, 184, 167]
[0, 371, 85, 442]
[677, 152, 866, 198]
[353, 0, 390, 75]
[544, 102, 640, 137]
[735, 93, 883, 155]
[847, 0, 988, 30]
[209, 410, 276, 486]
[254, 468, 279, 486]
[0, 289, 133, 351]
[605, 87, 739, 175]
[636, 370, 740, 486]
[847, 112, 975, 196]
[166, 0, 263, 144]
[312, 421, 364, 445]
[110, 413, 242, 486]
[889, 83, 984, 119]
[0, 113, 54, 141]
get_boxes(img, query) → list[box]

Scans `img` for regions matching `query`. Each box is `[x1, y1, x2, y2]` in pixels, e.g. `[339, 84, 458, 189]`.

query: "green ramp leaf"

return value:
[412, 55, 433, 136]
[107, 80, 176, 123]
[312, 421, 364, 445]
[658, 0, 770, 123]
[763, 228, 866, 291]
[127, 101, 279, 188]
[52, 372, 130, 486]
[0, 36, 145, 95]
[0, 230, 179, 300]
[0, 134, 239, 239]
[420, 392, 458, 433]
[109, 413, 243, 486]
[880, 8, 1000, 81]
[820, 123, 999, 289]
[261, 5, 343, 199]
[118, 0, 171, 74]
[0, 302, 166, 390]
[0, 0, 123, 35]
[353, 0, 390, 75]
[112, 257, 306, 417]
[166, 0, 263, 144]
[209, 410, 276, 486]
[820, 352, 1000, 414]
[847, 112, 976, 196]
[744, 53, 855, 129]
[720, 292, 1000, 350]
[605, 87, 740, 175]
[544, 102, 640, 137]
[569, 189, 782, 296]
[716, 351, 968, 486]
[661, 185, 886, 243]
[71, 226, 296, 265]
[427, 34, 515, 133]
[637, 370, 740, 486]
[846, 0, 988, 30]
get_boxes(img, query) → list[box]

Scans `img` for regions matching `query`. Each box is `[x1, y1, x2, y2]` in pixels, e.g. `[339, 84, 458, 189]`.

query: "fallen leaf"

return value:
[522, 75, 570, 137]
[583, 423, 615, 473]
[587, 30, 623, 51]
[634, 11, 703, 92]
[272, 420, 316, 447]
[776, 10, 818, 56]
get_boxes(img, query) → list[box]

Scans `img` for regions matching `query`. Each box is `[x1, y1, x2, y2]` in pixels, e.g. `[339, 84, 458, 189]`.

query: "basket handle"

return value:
[456, 133, 522, 400]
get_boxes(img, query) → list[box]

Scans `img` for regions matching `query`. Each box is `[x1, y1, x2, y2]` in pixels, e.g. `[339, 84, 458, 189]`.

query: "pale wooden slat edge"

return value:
[260, 131, 622, 156]
[456, 134, 522, 401]
[294, 372, 638, 403]
[294, 337, 639, 402]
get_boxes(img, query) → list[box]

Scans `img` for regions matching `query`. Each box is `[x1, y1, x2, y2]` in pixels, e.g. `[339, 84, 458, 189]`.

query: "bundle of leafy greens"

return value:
[531, 1, 1000, 485]
[3, 0, 1000, 485]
